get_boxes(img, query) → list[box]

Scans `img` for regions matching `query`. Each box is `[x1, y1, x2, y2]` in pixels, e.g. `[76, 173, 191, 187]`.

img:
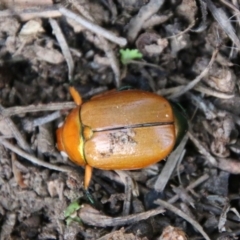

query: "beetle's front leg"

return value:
[84, 164, 93, 190]
[69, 86, 82, 105]
[84, 165, 103, 209]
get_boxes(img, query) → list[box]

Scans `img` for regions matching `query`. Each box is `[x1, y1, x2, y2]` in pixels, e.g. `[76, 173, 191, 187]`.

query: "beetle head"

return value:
[56, 107, 86, 166]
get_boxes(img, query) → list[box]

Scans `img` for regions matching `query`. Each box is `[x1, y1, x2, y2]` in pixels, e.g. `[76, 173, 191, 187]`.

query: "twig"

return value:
[4, 118, 32, 152]
[169, 75, 234, 99]
[115, 170, 139, 197]
[188, 131, 240, 173]
[82, 86, 108, 99]
[23, 111, 61, 132]
[127, 0, 165, 42]
[59, 7, 127, 47]
[69, 3, 121, 87]
[185, 83, 234, 99]
[126, 60, 164, 71]
[0, 139, 71, 173]
[206, 0, 240, 50]
[49, 18, 74, 81]
[100, 38, 120, 87]
[191, 0, 208, 32]
[169, 48, 219, 99]
[142, 12, 173, 29]
[79, 204, 165, 227]
[186, 92, 218, 119]
[155, 199, 211, 240]
[188, 131, 217, 165]
[167, 22, 196, 39]
[0, 102, 75, 119]
[11, 152, 27, 188]
[154, 134, 188, 192]
[168, 174, 209, 204]
[0, 105, 31, 152]
[0, 8, 61, 21]
[220, 0, 240, 15]
[157, 86, 184, 96]
[216, 157, 240, 174]
[122, 175, 132, 216]
[2, 0, 53, 8]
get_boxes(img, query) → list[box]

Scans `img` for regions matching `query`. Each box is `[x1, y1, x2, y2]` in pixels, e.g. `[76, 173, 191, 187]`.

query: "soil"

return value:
[0, 0, 240, 239]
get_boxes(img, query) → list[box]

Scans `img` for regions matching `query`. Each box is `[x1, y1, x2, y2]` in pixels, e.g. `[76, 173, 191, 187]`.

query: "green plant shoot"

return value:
[120, 49, 143, 64]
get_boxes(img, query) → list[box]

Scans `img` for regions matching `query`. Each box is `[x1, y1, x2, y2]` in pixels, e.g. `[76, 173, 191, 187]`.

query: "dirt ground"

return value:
[0, 0, 240, 239]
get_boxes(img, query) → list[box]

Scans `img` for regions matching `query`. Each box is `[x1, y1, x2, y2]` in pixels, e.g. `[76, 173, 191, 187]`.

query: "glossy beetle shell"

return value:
[56, 89, 185, 189]
[57, 90, 176, 169]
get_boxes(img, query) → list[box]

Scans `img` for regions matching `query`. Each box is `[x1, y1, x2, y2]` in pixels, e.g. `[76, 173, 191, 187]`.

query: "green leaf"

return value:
[66, 216, 82, 226]
[64, 200, 81, 218]
[66, 217, 73, 226]
[120, 49, 143, 64]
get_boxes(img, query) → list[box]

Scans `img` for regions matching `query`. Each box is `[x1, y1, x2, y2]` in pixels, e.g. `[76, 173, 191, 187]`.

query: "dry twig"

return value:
[0, 102, 75, 119]
[49, 18, 74, 81]
[0, 139, 71, 173]
[23, 111, 61, 132]
[188, 131, 240, 174]
[168, 174, 210, 204]
[100, 37, 120, 87]
[169, 76, 234, 99]
[62, 5, 121, 87]
[188, 131, 217, 165]
[155, 199, 211, 240]
[79, 204, 165, 227]
[11, 152, 27, 188]
[154, 134, 188, 192]
[0, 105, 31, 152]
[0, 7, 61, 21]
[2, 0, 53, 8]
[169, 48, 219, 99]
[127, 0, 165, 42]
[59, 7, 127, 47]
[206, 0, 240, 50]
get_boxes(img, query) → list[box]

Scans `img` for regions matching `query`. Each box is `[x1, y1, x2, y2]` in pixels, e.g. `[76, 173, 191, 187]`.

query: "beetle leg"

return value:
[84, 164, 93, 189]
[69, 86, 82, 105]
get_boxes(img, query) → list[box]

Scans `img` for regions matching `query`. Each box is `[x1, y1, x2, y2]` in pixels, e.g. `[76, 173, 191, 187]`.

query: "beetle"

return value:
[56, 87, 187, 190]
